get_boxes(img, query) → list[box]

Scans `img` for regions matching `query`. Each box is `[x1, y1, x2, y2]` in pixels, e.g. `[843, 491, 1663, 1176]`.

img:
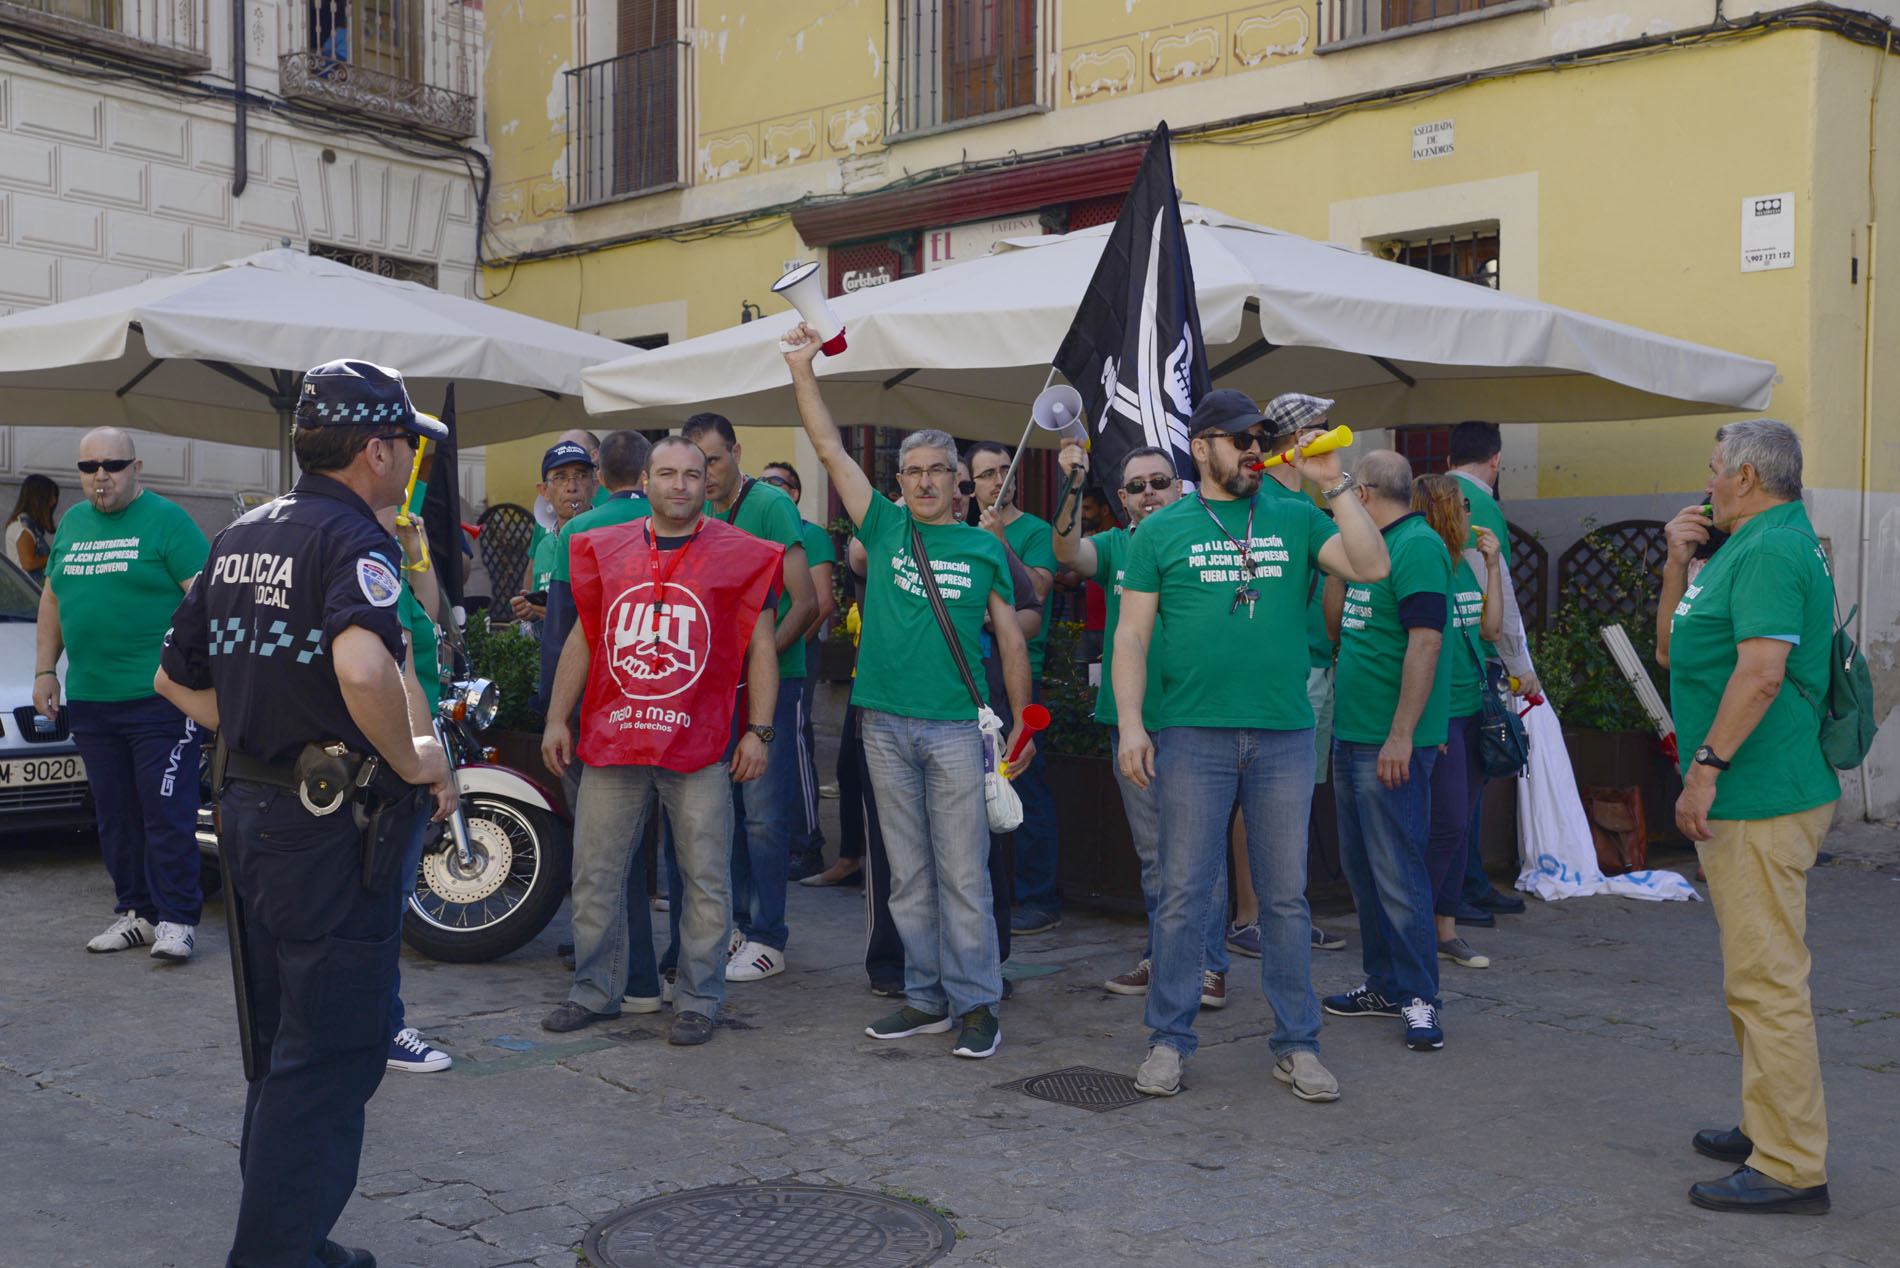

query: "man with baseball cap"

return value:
[1112, 388, 1389, 1102]
[513, 442, 599, 631]
[158, 357, 455, 1268]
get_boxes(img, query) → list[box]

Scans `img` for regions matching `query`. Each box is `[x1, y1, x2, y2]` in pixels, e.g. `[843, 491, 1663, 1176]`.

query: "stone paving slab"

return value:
[2, 821, 1898, 1268]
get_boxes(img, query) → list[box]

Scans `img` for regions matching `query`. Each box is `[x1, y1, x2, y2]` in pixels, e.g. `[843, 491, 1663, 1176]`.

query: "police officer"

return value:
[156, 359, 456, 1268]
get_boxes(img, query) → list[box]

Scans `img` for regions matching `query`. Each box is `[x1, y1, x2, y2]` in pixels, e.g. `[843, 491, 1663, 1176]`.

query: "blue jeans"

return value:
[791, 673, 824, 858]
[859, 709, 1001, 1017]
[1110, 727, 1227, 969]
[68, 695, 203, 926]
[1009, 685, 1062, 914]
[1332, 739, 1441, 1006]
[570, 761, 730, 1019]
[1147, 726, 1319, 1059]
[1428, 715, 1485, 915]
[728, 685, 802, 951]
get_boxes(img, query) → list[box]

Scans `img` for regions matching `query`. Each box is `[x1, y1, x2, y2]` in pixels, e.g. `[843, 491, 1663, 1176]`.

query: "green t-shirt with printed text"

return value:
[851, 493, 1013, 721]
[1002, 512, 1058, 678]
[709, 478, 808, 679]
[1090, 527, 1164, 731]
[1261, 478, 1336, 669]
[1667, 499, 1840, 820]
[529, 529, 561, 595]
[1333, 513, 1453, 748]
[1445, 554, 1485, 718]
[398, 584, 441, 711]
[801, 519, 837, 569]
[50, 491, 209, 702]
[1121, 492, 1338, 731]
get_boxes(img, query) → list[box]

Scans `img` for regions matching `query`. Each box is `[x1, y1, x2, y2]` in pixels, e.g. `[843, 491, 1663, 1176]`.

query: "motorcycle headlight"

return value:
[440, 678, 499, 730]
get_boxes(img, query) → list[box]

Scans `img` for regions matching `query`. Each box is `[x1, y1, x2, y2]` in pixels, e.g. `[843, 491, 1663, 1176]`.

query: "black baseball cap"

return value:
[295, 359, 448, 441]
[541, 440, 595, 478]
[1187, 389, 1267, 437]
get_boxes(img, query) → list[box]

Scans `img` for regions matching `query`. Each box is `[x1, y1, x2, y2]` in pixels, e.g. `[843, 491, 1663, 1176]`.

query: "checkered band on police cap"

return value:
[296, 358, 418, 428]
[1260, 392, 1335, 439]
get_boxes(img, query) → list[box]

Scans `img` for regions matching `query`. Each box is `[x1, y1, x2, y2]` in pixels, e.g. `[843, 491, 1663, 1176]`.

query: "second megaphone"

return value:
[772, 262, 847, 356]
[1031, 384, 1087, 447]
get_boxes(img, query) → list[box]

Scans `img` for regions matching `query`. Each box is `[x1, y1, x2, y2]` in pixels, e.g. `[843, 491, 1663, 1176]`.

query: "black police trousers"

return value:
[219, 780, 414, 1268]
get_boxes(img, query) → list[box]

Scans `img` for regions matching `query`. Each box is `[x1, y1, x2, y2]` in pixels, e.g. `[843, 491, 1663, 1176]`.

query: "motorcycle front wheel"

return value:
[402, 794, 571, 963]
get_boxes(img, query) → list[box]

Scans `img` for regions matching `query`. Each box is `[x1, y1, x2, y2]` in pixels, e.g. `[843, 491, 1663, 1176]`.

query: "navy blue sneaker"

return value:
[1225, 920, 1262, 957]
[1010, 907, 1060, 936]
[1452, 902, 1497, 928]
[1469, 888, 1526, 914]
[1402, 998, 1445, 1051]
[1323, 986, 1400, 1018]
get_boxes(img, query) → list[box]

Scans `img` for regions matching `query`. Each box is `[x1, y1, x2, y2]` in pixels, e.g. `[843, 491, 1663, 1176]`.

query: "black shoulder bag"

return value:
[1459, 601, 1530, 778]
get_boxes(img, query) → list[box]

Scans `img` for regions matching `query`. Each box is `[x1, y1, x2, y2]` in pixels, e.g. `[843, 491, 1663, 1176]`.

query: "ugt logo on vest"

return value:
[605, 583, 711, 701]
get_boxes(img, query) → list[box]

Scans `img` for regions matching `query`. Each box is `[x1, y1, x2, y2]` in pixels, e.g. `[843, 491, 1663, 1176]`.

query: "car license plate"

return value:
[0, 755, 87, 787]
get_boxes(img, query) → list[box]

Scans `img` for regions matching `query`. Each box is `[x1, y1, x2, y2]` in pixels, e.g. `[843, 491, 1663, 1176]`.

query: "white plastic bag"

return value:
[978, 706, 1023, 833]
[1514, 696, 1699, 903]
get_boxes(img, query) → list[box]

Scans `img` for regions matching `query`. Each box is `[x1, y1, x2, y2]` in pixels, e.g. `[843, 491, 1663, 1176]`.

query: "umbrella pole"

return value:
[271, 370, 298, 492]
[995, 368, 1058, 509]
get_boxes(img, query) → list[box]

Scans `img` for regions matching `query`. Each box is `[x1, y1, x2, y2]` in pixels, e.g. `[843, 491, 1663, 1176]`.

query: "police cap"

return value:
[295, 359, 449, 442]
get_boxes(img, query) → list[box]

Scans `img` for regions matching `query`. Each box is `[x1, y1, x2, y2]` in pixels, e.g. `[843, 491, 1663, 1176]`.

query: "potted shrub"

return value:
[463, 617, 554, 797]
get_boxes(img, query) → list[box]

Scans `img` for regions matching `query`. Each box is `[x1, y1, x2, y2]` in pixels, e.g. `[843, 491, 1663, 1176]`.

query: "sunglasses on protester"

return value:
[77, 459, 134, 474]
[1220, 432, 1267, 453]
[958, 479, 977, 496]
[1123, 474, 1175, 495]
[760, 474, 801, 496]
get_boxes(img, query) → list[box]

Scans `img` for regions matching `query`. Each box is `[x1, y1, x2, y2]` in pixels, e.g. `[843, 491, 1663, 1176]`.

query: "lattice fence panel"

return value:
[1507, 521, 1546, 631]
[1554, 519, 1669, 623]
[477, 503, 535, 604]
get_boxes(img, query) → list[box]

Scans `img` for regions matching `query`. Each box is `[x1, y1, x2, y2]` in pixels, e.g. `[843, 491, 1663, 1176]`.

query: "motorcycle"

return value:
[196, 676, 573, 963]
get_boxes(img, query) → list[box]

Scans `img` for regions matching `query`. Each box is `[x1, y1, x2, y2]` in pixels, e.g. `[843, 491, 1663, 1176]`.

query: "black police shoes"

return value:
[1468, 888, 1526, 914]
[1693, 1126, 1754, 1164]
[1688, 1166, 1829, 1215]
[317, 1240, 376, 1268]
[1451, 902, 1497, 928]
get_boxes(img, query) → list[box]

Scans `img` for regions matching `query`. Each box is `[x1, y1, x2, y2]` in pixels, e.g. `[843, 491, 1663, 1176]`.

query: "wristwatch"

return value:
[1322, 473, 1357, 500]
[748, 725, 776, 744]
[1692, 745, 1730, 771]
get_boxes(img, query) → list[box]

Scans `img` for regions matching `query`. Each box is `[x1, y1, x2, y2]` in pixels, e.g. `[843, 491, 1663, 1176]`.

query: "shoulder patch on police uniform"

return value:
[357, 555, 401, 607]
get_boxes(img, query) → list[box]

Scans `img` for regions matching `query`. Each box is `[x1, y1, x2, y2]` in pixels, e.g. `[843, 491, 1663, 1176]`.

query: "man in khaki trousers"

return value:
[1658, 418, 1840, 1216]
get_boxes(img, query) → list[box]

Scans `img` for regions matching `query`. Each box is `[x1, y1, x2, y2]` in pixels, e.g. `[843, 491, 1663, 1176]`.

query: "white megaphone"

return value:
[1031, 384, 1088, 447]
[771, 261, 847, 356]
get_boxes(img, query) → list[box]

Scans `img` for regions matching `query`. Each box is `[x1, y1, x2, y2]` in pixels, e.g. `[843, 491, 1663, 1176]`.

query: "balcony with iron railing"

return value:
[565, 41, 687, 210]
[892, 0, 1040, 138]
[0, 0, 210, 69]
[282, 0, 480, 138]
[1320, 0, 1545, 50]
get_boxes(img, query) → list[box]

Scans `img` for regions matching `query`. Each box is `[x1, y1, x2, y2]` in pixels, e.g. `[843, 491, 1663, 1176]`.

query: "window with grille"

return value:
[566, 0, 684, 206]
[309, 244, 439, 288]
[893, 0, 1039, 136]
[1385, 227, 1500, 289]
[1325, 0, 1535, 45]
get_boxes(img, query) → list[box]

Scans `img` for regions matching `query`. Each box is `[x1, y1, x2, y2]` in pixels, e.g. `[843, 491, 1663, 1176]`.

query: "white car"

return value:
[0, 556, 93, 835]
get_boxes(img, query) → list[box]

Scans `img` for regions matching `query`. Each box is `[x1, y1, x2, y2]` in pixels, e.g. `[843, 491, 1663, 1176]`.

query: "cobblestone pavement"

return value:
[3, 818, 1897, 1268]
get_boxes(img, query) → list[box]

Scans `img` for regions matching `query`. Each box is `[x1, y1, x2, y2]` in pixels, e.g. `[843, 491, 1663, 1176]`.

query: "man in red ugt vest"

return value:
[540, 435, 783, 1047]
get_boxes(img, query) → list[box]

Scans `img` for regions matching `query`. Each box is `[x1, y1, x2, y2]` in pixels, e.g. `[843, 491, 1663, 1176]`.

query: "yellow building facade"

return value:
[477, 0, 1899, 815]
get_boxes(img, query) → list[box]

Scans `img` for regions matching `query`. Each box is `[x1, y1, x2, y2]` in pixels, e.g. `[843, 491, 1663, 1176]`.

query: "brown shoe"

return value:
[1104, 958, 1151, 995]
[1199, 970, 1227, 1010]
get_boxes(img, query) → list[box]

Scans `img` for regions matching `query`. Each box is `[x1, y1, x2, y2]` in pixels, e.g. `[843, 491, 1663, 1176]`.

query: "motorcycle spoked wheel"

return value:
[402, 794, 571, 963]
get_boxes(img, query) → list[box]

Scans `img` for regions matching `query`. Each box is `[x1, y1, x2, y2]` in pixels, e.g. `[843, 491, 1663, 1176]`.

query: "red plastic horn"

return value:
[1006, 704, 1051, 765]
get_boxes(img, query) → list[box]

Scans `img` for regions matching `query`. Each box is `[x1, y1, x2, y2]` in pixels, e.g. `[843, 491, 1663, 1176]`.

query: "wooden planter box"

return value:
[1048, 752, 1146, 916]
[1562, 727, 1686, 845]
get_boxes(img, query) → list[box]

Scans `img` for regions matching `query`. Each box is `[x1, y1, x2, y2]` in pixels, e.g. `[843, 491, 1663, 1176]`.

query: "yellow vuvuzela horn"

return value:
[1254, 424, 1354, 471]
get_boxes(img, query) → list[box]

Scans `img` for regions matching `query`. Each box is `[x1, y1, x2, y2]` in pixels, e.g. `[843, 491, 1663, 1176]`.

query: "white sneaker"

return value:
[727, 926, 745, 958]
[151, 921, 195, 963]
[87, 913, 155, 953]
[1134, 1045, 1183, 1096]
[725, 940, 785, 982]
[661, 969, 677, 1006]
[1273, 1051, 1341, 1103]
[387, 1028, 453, 1073]
[651, 896, 670, 912]
[622, 994, 663, 1014]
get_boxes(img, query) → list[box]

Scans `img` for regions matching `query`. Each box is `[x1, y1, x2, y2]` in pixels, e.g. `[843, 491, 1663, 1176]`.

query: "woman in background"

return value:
[6, 475, 59, 582]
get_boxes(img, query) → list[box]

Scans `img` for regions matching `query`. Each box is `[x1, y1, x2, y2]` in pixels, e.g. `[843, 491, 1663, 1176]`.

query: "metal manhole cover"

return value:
[583, 1182, 956, 1268]
[993, 1065, 1148, 1113]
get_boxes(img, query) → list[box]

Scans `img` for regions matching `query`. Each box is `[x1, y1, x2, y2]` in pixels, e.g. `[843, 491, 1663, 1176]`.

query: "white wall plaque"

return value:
[1411, 120, 1454, 161]
[1741, 193, 1794, 272]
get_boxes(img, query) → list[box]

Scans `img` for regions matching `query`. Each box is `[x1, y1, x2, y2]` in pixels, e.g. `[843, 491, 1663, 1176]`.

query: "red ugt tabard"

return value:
[568, 518, 783, 773]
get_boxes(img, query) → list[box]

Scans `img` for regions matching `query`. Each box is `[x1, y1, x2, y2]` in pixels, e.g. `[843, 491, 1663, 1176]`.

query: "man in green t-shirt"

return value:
[966, 440, 1064, 936]
[1052, 440, 1233, 1002]
[511, 440, 598, 629]
[1114, 389, 1389, 1102]
[682, 415, 818, 984]
[784, 321, 1032, 1061]
[1657, 419, 1840, 1216]
[1319, 449, 1451, 1055]
[33, 427, 209, 963]
[762, 461, 838, 883]
[1446, 421, 1534, 919]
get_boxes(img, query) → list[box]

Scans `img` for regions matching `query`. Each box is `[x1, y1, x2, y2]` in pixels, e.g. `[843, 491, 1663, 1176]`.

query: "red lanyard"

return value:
[643, 519, 704, 625]
[1196, 494, 1258, 579]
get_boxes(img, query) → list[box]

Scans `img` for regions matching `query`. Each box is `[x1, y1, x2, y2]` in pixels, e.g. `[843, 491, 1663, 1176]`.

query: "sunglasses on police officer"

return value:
[76, 459, 134, 474]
